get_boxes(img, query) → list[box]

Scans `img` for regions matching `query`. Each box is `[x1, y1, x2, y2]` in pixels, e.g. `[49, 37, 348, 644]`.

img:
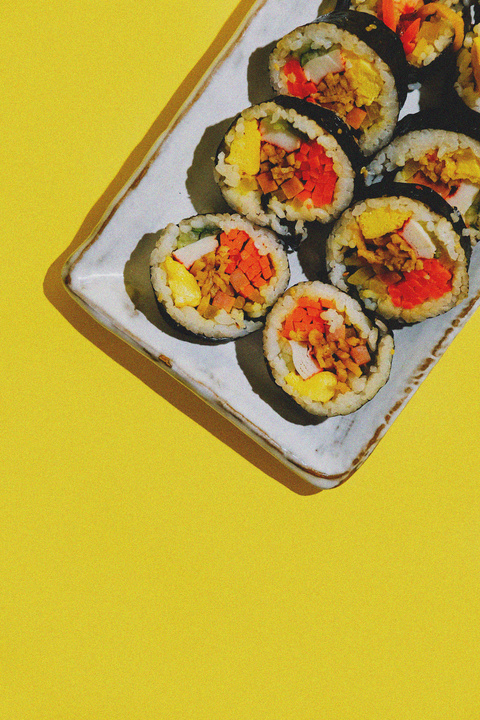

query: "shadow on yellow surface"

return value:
[43, 0, 323, 497]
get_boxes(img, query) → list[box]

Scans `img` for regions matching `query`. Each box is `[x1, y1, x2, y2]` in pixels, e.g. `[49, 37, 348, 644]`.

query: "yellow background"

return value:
[2, 1, 480, 717]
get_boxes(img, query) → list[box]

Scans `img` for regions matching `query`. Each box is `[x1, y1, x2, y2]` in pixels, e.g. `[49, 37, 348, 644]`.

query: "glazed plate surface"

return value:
[62, 0, 480, 488]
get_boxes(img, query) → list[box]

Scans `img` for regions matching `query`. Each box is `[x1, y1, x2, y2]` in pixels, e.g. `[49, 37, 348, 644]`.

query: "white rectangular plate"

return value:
[62, 0, 480, 488]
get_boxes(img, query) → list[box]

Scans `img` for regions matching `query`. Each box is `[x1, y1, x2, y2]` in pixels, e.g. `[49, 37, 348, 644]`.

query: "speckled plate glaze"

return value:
[62, 0, 480, 488]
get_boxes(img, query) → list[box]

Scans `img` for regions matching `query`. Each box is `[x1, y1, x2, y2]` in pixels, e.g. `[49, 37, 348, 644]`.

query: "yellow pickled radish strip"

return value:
[444, 148, 480, 184]
[415, 3, 464, 51]
[357, 207, 412, 239]
[225, 119, 261, 175]
[344, 57, 383, 106]
[471, 37, 480, 91]
[285, 371, 337, 403]
[163, 256, 202, 308]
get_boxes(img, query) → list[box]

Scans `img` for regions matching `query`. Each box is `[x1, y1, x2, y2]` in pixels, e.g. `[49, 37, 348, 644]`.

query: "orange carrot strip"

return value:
[298, 298, 323, 309]
[292, 307, 307, 322]
[248, 260, 262, 279]
[400, 17, 421, 55]
[251, 274, 267, 288]
[321, 298, 336, 309]
[259, 255, 271, 271]
[239, 283, 254, 299]
[382, 0, 397, 30]
[295, 190, 311, 204]
[282, 316, 294, 337]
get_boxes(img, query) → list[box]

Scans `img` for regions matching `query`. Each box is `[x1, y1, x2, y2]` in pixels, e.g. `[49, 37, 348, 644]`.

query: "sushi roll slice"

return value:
[337, 0, 464, 77]
[263, 281, 394, 416]
[269, 11, 409, 156]
[365, 108, 480, 246]
[455, 22, 480, 113]
[214, 98, 362, 247]
[150, 213, 290, 340]
[214, 98, 362, 246]
[326, 183, 470, 325]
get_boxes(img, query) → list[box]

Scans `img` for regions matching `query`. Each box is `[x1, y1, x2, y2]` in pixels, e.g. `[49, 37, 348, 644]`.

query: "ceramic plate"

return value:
[62, 0, 480, 488]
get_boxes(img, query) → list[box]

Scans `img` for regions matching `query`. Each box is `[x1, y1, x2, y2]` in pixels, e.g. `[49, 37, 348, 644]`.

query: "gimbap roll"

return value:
[338, 0, 464, 75]
[150, 213, 290, 340]
[263, 281, 394, 416]
[268, 11, 409, 156]
[455, 22, 480, 112]
[326, 183, 470, 324]
[214, 98, 362, 245]
[365, 109, 480, 245]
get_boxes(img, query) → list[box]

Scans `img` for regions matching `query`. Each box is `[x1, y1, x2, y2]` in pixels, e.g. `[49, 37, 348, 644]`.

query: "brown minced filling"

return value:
[351, 228, 424, 277]
[311, 72, 380, 130]
[189, 246, 264, 320]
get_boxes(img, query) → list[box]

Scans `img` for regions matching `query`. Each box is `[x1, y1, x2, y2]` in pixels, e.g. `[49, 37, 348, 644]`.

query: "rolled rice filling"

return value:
[215, 103, 355, 235]
[277, 47, 383, 134]
[150, 215, 289, 336]
[349, 0, 462, 67]
[327, 196, 469, 321]
[367, 129, 480, 245]
[263, 281, 393, 415]
[277, 294, 375, 403]
[269, 23, 398, 154]
[233, 120, 339, 211]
